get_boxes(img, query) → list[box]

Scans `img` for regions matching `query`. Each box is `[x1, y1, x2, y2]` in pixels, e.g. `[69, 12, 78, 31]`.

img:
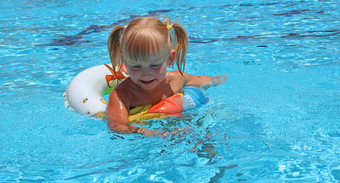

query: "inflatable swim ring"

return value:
[64, 64, 208, 122]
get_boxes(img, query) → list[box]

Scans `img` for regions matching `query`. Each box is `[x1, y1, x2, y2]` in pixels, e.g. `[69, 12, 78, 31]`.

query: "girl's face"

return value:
[124, 51, 174, 91]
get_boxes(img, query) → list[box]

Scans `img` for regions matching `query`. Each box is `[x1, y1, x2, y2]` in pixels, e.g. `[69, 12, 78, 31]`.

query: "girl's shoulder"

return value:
[166, 70, 190, 83]
[109, 78, 136, 108]
[165, 71, 187, 92]
[113, 78, 134, 99]
[166, 70, 185, 79]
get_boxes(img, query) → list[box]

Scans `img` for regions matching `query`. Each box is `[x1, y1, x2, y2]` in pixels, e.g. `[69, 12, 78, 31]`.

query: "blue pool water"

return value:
[1, 0, 339, 182]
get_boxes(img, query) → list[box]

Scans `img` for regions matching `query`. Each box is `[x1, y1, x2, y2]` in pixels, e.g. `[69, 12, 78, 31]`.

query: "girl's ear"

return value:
[168, 49, 176, 66]
[122, 64, 128, 74]
[121, 56, 128, 73]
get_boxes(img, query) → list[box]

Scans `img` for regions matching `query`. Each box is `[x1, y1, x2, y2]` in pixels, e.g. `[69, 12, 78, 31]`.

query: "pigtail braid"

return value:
[171, 23, 188, 75]
[107, 25, 125, 73]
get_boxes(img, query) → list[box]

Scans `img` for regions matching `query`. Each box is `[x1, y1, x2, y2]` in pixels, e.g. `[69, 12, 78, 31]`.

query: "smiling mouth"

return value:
[140, 79, 155, 85]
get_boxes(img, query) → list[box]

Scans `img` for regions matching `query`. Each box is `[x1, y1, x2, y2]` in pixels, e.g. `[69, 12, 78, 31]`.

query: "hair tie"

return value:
[162, 18, 173, 31]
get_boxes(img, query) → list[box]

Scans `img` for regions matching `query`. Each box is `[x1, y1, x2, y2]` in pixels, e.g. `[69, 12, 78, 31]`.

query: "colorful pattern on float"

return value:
[64, 64, 208, 122]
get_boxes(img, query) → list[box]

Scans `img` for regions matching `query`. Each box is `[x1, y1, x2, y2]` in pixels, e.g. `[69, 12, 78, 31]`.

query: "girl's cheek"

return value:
[152, 67, 161, 73]
[129, 70, 139, 76]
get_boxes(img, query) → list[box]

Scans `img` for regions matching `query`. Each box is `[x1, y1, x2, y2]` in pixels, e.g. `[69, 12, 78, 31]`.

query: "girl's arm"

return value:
[183, 72, 228, 88]
[105, 90, 142, 134]
[105, 89, 157, 135]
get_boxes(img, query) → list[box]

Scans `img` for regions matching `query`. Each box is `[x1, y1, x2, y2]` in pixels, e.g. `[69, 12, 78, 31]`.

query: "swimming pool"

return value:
[1, 0, 339, 182]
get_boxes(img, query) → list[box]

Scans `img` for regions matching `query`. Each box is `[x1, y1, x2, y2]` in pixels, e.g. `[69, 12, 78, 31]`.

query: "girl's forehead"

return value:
[125, 55, 165, 64]
[124, 50, 169, 64]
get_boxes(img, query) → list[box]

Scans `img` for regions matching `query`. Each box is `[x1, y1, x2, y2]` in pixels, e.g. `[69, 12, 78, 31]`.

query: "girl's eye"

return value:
[132, 65, 141, 69]
[151, 64, 161, 68]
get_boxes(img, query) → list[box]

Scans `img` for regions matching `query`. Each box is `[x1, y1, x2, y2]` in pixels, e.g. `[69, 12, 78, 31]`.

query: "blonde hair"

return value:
[108, 17, 188, 75]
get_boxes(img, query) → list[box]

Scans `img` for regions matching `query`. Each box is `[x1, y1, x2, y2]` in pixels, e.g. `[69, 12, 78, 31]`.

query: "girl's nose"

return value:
[141, 68, 152, 76]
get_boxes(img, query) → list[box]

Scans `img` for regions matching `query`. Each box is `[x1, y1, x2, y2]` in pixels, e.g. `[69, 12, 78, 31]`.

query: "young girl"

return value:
[105, 17, 227, 134]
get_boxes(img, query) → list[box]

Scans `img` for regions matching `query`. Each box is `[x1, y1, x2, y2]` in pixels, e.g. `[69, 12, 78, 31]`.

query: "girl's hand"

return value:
[210, 74, 228, 85]
[182, 72, 228, 89]
[137, 128, 169, 138]
[137, 128, 156, 135]
[200, 74, 228, 89]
